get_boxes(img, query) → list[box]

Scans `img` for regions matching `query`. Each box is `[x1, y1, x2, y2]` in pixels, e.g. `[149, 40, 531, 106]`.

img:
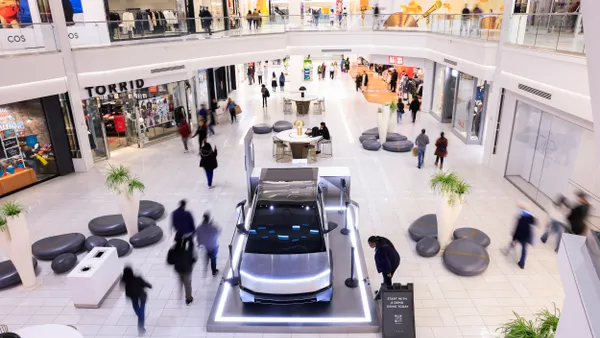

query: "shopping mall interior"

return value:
[0, 0, 598, 337]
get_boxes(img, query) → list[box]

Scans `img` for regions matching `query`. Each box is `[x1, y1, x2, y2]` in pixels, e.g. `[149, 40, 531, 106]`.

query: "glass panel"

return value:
[453, 72, 475, 138]
[506, 101, 542, 182]
[431, 63, 446, 119]
[59, 94, 81, 158]
[84, 98, 108, 160]
[528, 113, 553, 187]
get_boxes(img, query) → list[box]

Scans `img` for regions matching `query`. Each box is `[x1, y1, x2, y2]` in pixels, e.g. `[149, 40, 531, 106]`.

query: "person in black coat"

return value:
[368, 235, 400, 291]
[563, 191, 590, 235]
[390, 69, 398, 92]
[503, 206, 537, 269]
[121, 267, 152, 334]
[200, 142, 218, 188]
[192, 119, 208, 150]
[409, 96, 421, 123]
[167, 236, 197, 305]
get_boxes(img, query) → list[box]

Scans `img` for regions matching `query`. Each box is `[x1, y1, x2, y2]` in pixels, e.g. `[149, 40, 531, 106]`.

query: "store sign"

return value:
[382, 283, 415, 338]
[84, 79, 145, 97]
[388, 56, 404, 65]
[0, 27, 42, 51]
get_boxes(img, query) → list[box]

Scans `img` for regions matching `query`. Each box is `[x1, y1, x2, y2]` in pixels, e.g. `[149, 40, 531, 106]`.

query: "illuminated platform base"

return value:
[206, 196, 380, 333]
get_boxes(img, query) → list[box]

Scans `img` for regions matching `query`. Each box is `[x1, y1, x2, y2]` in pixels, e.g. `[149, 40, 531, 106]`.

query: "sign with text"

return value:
[388, 56, 404, 65]
[382, 283, 415, 338]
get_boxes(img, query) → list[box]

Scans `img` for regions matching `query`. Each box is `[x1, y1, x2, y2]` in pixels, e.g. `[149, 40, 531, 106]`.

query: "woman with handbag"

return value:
[226, 97, 237, 123]
[434, 132, 448, 169]
[396, 98, 404, 124]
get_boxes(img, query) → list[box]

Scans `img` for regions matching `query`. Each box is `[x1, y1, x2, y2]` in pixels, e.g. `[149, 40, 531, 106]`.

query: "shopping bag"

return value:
[411, 147, 418, 157]
[234, 105, 242, 115]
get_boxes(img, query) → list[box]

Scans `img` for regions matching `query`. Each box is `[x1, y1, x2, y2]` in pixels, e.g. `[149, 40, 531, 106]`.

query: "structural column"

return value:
[581, 2, 600, 159]
[287, 0, 302, 28]
[48, 0, 94, 172]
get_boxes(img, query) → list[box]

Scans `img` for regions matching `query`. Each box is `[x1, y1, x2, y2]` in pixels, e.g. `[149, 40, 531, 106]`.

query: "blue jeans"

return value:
[131, 297, 146, 329]
[204, 169, 214, 187]
[397, 111, 402, 123]
[206, 247, 218, 274]
[541, 220, 564, 251]
[208, 124, 215, 135]
[417, 146, 426, 168]
[518, 240, 527, 268]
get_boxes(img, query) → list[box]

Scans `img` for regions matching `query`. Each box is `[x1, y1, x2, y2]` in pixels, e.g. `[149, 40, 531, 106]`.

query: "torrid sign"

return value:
[84, 79, 145, 97]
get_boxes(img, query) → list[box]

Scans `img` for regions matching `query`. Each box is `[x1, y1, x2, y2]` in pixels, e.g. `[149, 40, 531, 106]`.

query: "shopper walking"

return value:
[409, 96, 421, 123]
[396, 98, 404, 124]
[460, 4, 470, 36]
[434, 132, 448, 169]
[279, 72, 285, 91]
[171, 199, 196, 240]
[226, 98, 237, 123]
[167, 235, 196, 305]
[178, 119, 191, 153]
[192, 118, 208, 150]
[247, 65, 254, 84]
[200, 142, 218, 188]
[541, 195, 568, 252]
[390, 69, 398, 92]
[373, 4, 381, 29]
[121, 267, 152, 335]
[328, 63, 335, 79]
[271, 72, 278, 92]
[503, 205, 536, 269]
[415, 129, 429, 169]
[246, 10, 253, 29]
[261, 84, 270, 108]
[368, 236, 400, 298]
[563, 190, 590, 236]
[256, 65, 263, 85]
[196, 212, 221, 276]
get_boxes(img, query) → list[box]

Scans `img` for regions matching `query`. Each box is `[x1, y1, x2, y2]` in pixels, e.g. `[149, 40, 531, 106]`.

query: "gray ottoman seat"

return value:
[273, 120, 293, 132]
[408, 214, 438, 241]
[443, 239, 490, 276]
[88, 215, 155, 236]
[382, 140, 414, 153]
[129, 225, 164, 248]
[362, 127, 379, 136]
[362, 139, 381, 151]
[84, 236, 109, 251]
[32, 233, 85, 260]
[51, 253, 77, 274]
[359, 135, 376, 143]
[0, 258, 38, 289]
[453, 228, 491, 248]
[385, 133, 408, 142]
[252, 123, 273, 134]
[108, 239, 131, 257]
[416, 236, 440, 257]
[139, 200, 165, 220]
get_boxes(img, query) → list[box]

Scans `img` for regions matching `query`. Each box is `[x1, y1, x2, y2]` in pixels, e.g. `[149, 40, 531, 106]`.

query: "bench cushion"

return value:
[88, 215, 155, 236]
[51, 253, 77, 274]
[129, 225, 164, 248]
[32, 233, 85, 260]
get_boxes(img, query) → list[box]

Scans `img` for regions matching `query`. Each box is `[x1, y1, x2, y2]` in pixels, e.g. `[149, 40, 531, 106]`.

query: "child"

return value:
[541, 195, 568, 252]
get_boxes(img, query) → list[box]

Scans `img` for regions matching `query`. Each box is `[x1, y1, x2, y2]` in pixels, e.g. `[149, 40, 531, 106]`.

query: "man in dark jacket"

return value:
[209, 98, 219, 126]
[368, 236, 400, 299]
[167, 236, 196, 305]
[503, 206, 536, 269]
[171, 200, 196, 240]
[261, 84, 270, 108]
[196, 212, 221, 276]
[390, 69, 398, 92]
[564, 191, 590, 235]
[121, 267, 152, 334]
[409, 96, 421, 123]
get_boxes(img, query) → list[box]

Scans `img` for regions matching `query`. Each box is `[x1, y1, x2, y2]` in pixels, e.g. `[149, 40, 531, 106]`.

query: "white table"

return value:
[275, 128, 322, 159]
[284, 93, 319, 114]
[15, 324, 84, 338]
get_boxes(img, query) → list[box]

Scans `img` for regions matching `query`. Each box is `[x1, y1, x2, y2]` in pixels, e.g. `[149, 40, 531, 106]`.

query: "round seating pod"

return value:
[84, 236, 109, 252]
[0, 258, 38, 290]
[51, 253, 77, 274]
[252, 123, 273, 134]
[453, 228, 491, 248]
[443, 239, 490, 276]
[408, 214, 437, 241]
[385, 133, 408, 142]
[108, 239, 131, 257]
[272, 120, 294, 132]
[382, 140, 414, 153]
[359, 135, 377, 143]
[130, 225, 164, 248]
[362, 140, 381, 151]
[361, 127, 379, 136]
[88, 215, 155, 237]
[139, 200, 165, 220]
[416, 236, 440, 258]
[32, 233, 86, 260]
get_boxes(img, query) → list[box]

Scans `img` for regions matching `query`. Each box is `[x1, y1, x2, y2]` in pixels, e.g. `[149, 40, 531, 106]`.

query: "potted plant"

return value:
[497, 305, 559, 338]
[105, 164, 145, 237]
[385, 100, 398, 133]
[377, 106, 388, 141]
[429, 171, 471, 248]
[0, 201, 36, 287]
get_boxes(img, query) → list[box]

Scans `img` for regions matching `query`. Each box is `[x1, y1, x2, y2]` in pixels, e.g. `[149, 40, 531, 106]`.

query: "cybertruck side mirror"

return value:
[324, 221, 338, 234]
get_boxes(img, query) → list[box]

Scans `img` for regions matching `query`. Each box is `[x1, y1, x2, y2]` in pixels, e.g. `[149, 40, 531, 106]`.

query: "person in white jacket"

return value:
[256, 66, 264, 85]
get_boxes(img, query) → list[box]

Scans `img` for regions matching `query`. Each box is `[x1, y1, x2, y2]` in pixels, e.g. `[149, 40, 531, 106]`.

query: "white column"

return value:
[48, 0, 94, 172]
[288, 0, 302, 28]
[581, 1, 600, 159]
[288, 55, 306, 90]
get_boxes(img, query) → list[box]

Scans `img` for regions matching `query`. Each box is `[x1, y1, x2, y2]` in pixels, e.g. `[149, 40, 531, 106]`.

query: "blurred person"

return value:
[256, 64, 263, 85]
[196, 212, 221, 276]
[328, 63, 335, 79]
[257, 10, 262, 28]
[368, 235, 400, 299]
[197, 103, 208, 123]
[390, 68, 398, 92]
[271, 71, 278, 92]
[434, 132, 448, 169]
[313, 8, 320, 26]
[396, 97, 404, 124]
[171, 199, 196, 239]
[200, 142, 218, 188]
[460, 4, 470, 35]
[541, 195, 568, 252]
[261, 84, 270, 108]
[121, 267, 152, 335]
[167, 235, 196, 305]
[329, 10, 336, 26]
[226, 97, 237, 123]
[178, 119, 192, 153]
[246, 10, 253, 29]
[409, 96, 421, 123]
[415, 129, 429, 169]
[373, 3, 380, 29]
[192, 118, 208, 150]
[503, 204, 537, 269]
[563, 190, 590, 236]
[279, 72, 286, 90]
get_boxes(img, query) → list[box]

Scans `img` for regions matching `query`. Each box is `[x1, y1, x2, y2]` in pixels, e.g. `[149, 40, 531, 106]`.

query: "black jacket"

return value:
[397, 100, 404, 112]
[192, 126, 207, 142]
[167, 238, 196, 274]
[200, 146, 218, 170]
[409, 99, 421, 113]
[566, 202, 590, 235]
[374, 244, 400, 274]
[513, 211, 536, 243]
[319, 127, 330, 140]
[122, 276, 152, 300]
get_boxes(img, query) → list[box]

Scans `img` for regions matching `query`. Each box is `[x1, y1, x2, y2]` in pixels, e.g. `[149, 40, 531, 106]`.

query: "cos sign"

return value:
[85, 79, 145, 97]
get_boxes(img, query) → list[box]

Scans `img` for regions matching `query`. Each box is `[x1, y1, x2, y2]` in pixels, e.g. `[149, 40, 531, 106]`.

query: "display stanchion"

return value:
[226, 244, 239, 286]
[340, 201, 350, 235]
[345, 246, 359, 288]
[339, 178, 346, 214]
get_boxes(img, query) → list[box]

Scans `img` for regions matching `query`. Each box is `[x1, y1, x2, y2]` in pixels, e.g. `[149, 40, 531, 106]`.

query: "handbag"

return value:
[411, 147, 418, 157]
[234, 105, 242, 115]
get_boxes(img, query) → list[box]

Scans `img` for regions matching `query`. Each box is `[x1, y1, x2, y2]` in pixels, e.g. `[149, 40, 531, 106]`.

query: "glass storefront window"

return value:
[453, 73, 475, 139]
[431, 63, 446, 119]
[470, 79, 487, 141]
[59, 94, 81, 158]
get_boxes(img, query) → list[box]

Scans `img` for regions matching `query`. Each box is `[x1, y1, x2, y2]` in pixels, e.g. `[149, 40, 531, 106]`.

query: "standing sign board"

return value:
[381, 283, 416, 338]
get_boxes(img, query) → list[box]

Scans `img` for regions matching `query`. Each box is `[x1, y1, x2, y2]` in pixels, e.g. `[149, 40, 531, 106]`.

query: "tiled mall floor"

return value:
[0, 71, 563, 338]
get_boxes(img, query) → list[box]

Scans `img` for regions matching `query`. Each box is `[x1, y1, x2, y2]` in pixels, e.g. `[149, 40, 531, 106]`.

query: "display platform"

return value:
[206, 172, 379, 333]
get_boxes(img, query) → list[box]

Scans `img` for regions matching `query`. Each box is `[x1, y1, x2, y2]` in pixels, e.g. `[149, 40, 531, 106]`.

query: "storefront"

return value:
[0, 95, 77, 196]
[430, 62, 488, 144]
[82, 78, 188, 161]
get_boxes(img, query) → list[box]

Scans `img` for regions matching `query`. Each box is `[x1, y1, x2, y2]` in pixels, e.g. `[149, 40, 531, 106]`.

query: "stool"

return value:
[318, 97, 325, 112]
[283, 99, 293, 114]
[312, 101, 322, 114]
[275, 141, 290, 163]
[319, 138, 332, 157]
[307, 144, 318, 162]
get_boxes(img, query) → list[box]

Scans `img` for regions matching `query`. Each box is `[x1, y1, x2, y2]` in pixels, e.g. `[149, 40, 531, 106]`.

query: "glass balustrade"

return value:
[0, 23, 59, 56]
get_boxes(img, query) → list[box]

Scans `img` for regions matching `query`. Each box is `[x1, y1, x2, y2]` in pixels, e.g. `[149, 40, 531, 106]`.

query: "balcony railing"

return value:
[0, 23, 59, 56]
[506, 13, 585, 54]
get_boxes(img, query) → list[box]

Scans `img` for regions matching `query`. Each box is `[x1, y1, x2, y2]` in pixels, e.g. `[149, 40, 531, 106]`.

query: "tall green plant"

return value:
[536, 305, 560, 338]
[0, 201, 24, 217]
[497, 312, 539, 338]
[429, 171, 471, 206]
[385, 100, 397, 114]
[105, 164, 144, 195]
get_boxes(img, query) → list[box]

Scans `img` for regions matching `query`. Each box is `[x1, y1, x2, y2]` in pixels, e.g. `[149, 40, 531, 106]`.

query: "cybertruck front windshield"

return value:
[245, 202, 326, 255]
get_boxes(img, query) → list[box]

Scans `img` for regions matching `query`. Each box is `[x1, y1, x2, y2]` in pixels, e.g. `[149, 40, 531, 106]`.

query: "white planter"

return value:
[0, 214, 36, 287]
[388, 110, 395, 133]
[117, 193, 140, 238]
[377, 112, 388, 142]
[438, 196, 464, 249]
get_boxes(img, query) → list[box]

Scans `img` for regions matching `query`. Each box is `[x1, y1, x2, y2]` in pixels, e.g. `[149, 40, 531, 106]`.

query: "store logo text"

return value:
[85, 79, 145, 97]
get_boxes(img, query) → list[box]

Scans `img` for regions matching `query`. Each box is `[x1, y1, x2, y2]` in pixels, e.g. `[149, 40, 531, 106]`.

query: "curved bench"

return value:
[32, 233, 85, 260]
[443, 239, 490, 276]
[51, 253, 77, 274]
[385, 133, 408, 142]
[88, 215, 155, 237]
[408, 214, 437, 241]
[84, 236, 109, 252]
[272, 120, 293, 132]
[362, 139, 381, 151]
[416, 236, 440, 258]
[359, 135, 376, 143]
[252, 123, 273, 134]
[108, 239, 131, 257]
[0, 258, 38, 289]
[139, 200, 165, 220]
[362, 127, 379, 136]
[130, 225, 164, 248]
[382, 140, 414, 153]
[453, 228, 491, 248]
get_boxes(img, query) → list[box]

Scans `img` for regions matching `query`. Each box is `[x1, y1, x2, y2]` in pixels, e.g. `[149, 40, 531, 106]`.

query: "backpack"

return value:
[264, 88, 270, 98]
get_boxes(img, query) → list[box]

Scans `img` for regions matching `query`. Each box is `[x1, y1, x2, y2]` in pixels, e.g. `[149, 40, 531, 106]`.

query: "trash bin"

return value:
[67, 247, 122, 308]
[380, 283, 416, 338]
